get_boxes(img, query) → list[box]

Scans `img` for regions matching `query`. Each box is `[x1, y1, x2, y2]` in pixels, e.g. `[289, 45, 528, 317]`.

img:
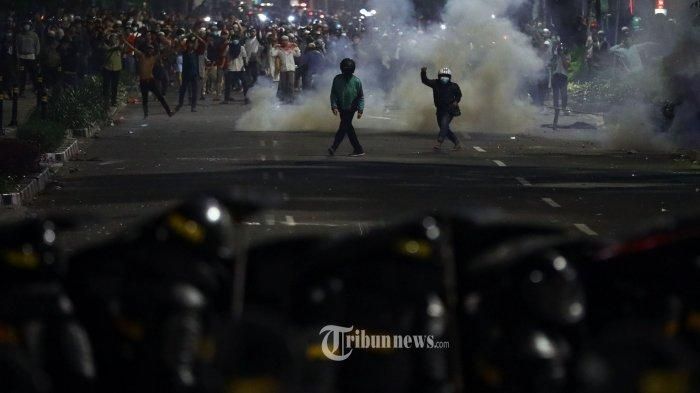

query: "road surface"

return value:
[2, 94, 699, 253]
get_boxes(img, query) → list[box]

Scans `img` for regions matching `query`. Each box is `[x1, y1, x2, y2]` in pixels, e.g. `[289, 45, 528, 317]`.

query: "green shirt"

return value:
[330, 74, 364, 112]
[102, 44, 123, 72]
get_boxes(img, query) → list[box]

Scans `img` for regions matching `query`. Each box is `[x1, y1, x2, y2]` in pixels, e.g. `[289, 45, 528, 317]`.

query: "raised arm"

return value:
[421, 67, 436, 88]
[122, 37, 141, 55]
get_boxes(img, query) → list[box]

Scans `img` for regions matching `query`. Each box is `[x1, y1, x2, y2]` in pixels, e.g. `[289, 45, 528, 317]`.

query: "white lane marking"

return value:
[277, 172, 285, 180]
[541, 197, 561, 208]
[284, 215, 296, 226]
[242, 221, 261, 226]
[264, 214, 276, 226]
[493, 160, 507, 167]
[516, 177, 532, 186]
[272, 140, 279, 147]
[574, 223, 598, 236]
[366, 115, 393, 120]
[176, 157, 239, 162]
[259, 154, 267, 161]
[99, 160, 125, 166]
[473, 146, 486, 153]
[259, 140, 266, 147]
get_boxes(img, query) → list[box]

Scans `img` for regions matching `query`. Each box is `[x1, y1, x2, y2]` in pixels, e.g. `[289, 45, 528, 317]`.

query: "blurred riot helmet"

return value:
[520, 252, 586, 325]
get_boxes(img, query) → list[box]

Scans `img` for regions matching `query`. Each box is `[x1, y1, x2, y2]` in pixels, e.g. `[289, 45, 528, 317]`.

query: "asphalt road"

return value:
[3, 93, 699, 253]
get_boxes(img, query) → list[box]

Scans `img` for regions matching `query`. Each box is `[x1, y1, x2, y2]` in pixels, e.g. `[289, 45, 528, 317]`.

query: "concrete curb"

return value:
[69, 123, 101, 138]
[2, 100, 125, 208]
[42, 138, 80, 164]
[1, 168, 50, 207]
[3, 138, 79, 207]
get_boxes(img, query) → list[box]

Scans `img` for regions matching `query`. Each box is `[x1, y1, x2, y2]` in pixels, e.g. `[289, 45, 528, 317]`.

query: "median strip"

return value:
[541, 197, 561, 208]
[574, 223, 598, 236]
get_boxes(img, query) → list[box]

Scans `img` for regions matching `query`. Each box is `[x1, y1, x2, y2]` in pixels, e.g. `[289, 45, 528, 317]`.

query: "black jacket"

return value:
[421, 70, 462, 111]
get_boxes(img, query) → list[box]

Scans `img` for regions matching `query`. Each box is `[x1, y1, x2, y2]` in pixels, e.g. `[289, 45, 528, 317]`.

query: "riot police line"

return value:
[1, 191, 699, 393]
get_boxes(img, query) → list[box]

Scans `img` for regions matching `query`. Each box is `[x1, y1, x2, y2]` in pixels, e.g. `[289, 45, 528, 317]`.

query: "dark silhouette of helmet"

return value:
[0, 218, 69, 285]
[340, 58, 356, 74]
[140, 196, 236, 261]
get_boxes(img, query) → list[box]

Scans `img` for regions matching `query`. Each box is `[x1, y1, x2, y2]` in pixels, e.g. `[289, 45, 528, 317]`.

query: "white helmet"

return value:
[439, 67, 452, 77]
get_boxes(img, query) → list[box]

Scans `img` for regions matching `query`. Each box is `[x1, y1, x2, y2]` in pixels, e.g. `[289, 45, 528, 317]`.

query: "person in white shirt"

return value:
[244, 29, 261, 85]
[550, 41, 571, 117]
[223, 36, 249, 104]
[271, 35, 300, 103]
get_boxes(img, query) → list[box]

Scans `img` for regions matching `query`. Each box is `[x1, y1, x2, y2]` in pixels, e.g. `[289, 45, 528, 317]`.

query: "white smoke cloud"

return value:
[601, 15, 700, 151]
[236, 0, 543, 136]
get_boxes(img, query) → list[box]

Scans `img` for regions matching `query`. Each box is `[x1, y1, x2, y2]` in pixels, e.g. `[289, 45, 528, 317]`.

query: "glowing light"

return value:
[491, 13, 496, 19]
[533, 332, 556, 358]
[360, 9, 377, 17]
[43, 229, 56, 244]
[440, 24, 447, 30]
[203, 16, 211, 22]
[206, 206, 222, 222]
[257, 13, 268, 22]
[288, 15, 296, 22]
[553, 256, 567, 271]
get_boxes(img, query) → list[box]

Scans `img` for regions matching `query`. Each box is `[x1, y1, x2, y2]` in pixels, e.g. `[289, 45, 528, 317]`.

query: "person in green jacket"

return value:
[328, 58, 365, 157]
[101, 33, 123, 107]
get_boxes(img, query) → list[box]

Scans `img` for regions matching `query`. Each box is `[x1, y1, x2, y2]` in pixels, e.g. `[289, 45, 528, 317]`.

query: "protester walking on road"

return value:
[550, 41, 571, 131]
[223, 36, 250, 105]
[177, 38, 199, 113]
[271, 36, 300, 104]
[101, 34, 122, 107]
[244, 28, 261, 86]
[123, 40, 173, 118]
[328, 58, 365, 157]
[421, 66, 463, 151]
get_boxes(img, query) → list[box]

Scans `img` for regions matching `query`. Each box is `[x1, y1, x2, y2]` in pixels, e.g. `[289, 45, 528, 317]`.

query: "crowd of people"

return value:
[0, 6, 374, 120]
[0, 5, 689, 141]
[523, 11, 685, 125]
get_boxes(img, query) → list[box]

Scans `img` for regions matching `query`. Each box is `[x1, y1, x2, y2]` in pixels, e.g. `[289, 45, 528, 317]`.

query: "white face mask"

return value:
[440, 76, 450, 84]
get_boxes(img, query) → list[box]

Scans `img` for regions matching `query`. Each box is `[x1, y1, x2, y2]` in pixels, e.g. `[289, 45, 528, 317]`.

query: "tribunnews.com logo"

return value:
[319, 325, 450, 361]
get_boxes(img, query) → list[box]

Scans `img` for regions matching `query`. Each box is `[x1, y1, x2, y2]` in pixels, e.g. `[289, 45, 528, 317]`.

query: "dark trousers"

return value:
[247, 60, 258, 85]
[139, 78, 171, 117]
[178, 76, 198, 109]
[552, 73, 568, 110]
[18, 58, 39, 96]
[331, 110, 363, 153]
[224, 71, 248, 102]
[102, 69, 120, 106]
[43, 67, 60, 90]
[437, 110, 460, 145]
[277, 71, 295, 103]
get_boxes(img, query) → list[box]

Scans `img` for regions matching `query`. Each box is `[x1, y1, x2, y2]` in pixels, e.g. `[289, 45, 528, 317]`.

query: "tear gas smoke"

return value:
[236, 0, 543, 134]
[601, 15, 700, 152]
[237, 1, 698, 153]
